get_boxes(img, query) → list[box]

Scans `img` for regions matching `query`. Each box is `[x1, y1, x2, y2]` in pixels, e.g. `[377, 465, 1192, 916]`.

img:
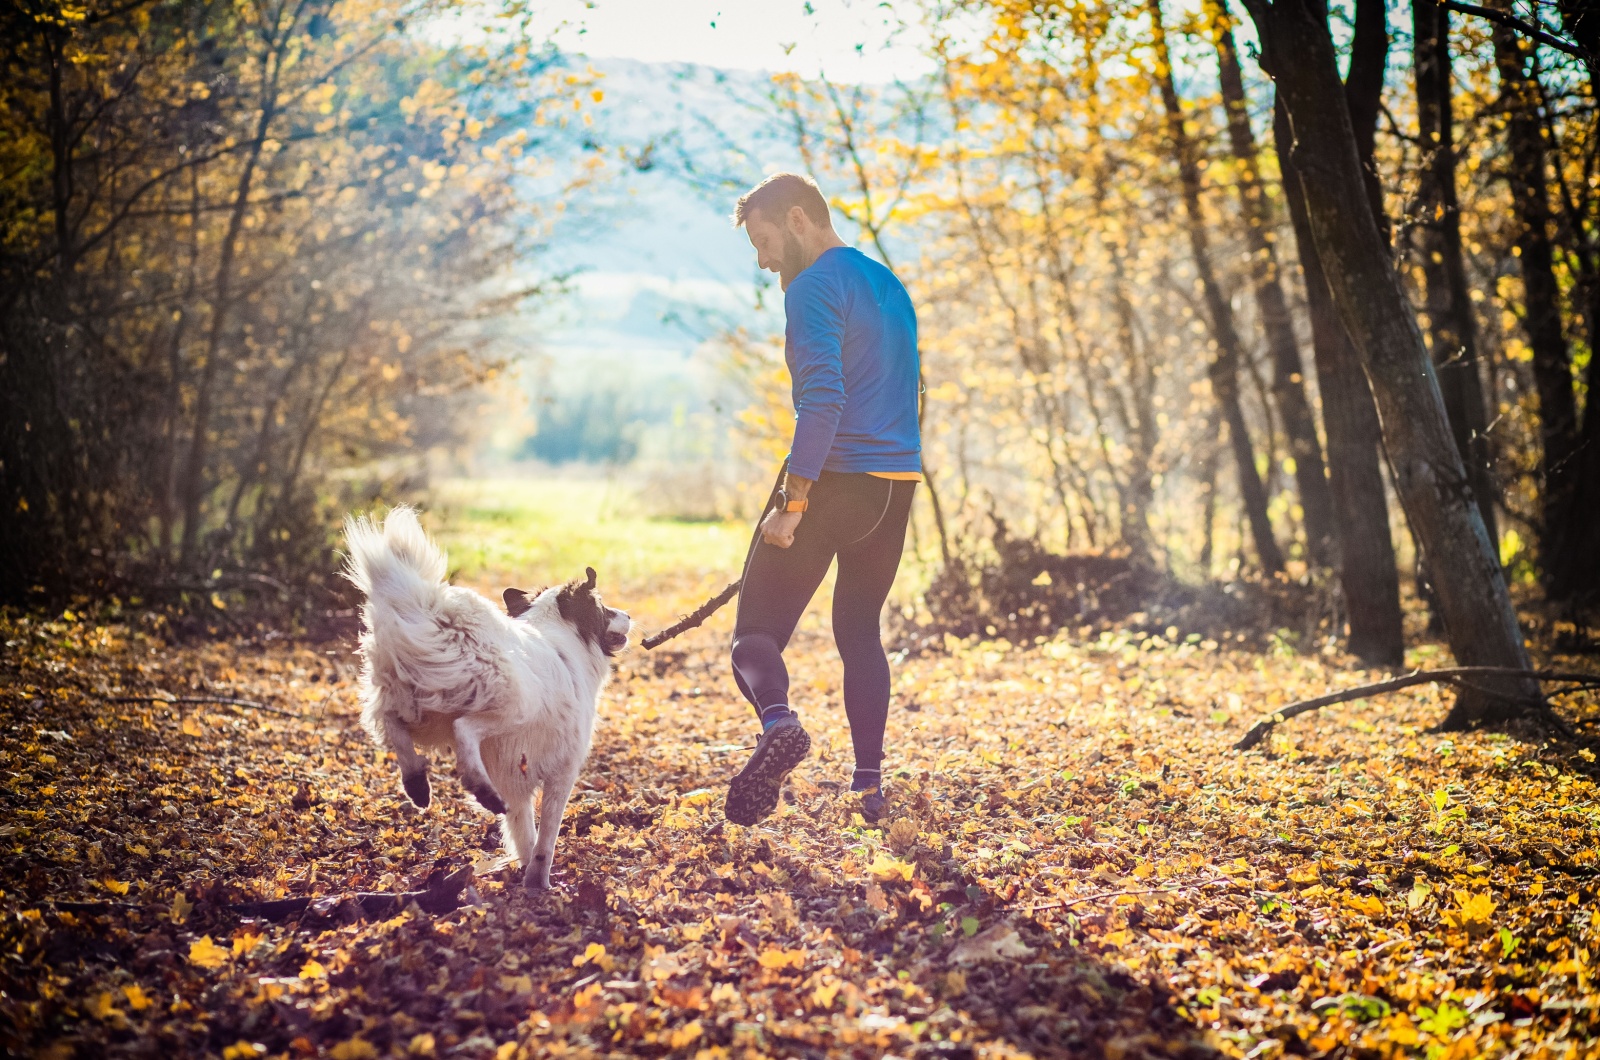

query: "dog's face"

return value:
[555, 567, 631, 656]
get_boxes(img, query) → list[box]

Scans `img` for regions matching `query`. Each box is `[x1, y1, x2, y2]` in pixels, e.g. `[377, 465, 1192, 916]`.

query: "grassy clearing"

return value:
[428, 476, 752, 597]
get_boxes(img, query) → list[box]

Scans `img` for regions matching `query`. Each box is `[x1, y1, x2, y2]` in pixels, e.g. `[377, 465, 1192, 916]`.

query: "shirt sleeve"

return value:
[784, 274, 847, 481]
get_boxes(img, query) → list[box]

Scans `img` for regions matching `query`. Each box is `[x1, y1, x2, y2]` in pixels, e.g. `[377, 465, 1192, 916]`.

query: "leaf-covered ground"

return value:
[2, 584, 1598, 1060]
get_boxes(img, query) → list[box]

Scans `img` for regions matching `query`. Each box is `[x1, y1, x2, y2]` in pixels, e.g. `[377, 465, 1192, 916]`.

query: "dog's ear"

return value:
[503, 587, 533, 617]
[585, 566, 597, 589]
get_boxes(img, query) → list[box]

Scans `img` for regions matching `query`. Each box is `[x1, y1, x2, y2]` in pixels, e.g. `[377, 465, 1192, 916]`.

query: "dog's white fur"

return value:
[342, 506, 630, 890]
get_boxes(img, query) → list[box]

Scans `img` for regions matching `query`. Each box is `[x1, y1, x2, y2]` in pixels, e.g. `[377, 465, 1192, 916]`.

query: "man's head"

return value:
[734, 172, 839, 290]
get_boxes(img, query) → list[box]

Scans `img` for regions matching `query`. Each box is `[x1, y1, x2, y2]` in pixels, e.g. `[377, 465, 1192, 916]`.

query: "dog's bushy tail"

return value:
[343, 506, 448, 613]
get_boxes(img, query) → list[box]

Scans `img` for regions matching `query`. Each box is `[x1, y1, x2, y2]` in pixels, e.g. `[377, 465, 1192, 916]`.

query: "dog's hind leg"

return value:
[382, 713, 431, 809]
[524, 768, 579, 892]
[451, 716, 508, 815]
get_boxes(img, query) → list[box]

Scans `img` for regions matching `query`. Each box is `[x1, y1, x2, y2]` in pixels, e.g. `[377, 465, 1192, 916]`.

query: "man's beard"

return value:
[777, 229, 806, 290]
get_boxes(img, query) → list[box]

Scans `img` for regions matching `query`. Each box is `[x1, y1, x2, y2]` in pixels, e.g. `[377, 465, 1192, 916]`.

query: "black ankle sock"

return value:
[759, 704, 794, 731]
[850, 768, 882, 793]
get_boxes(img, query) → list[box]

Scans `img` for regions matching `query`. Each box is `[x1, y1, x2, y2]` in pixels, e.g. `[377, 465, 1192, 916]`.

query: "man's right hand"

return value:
[760, 508, 803, 548]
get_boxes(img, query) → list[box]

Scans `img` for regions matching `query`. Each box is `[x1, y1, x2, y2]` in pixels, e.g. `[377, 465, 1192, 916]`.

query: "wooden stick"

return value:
[641, 580, 742, 650]
[107, 695, 299, 718]
[43, 865, 476, 922]
[1021, 886, 1182, 914]
[232, 864, 475, 920]
[1233, 667, 1600, 750]
[1019, 878, 1236, 915]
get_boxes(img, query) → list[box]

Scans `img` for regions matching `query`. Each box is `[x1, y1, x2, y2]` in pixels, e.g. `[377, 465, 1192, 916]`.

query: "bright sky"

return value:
[529, 0, 936, 82]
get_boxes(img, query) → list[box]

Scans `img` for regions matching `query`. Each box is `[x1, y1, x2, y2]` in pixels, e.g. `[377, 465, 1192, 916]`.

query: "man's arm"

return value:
[785, 277, 847, 482]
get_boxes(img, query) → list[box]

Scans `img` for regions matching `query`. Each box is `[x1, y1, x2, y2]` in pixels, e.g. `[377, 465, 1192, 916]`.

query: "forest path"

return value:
[1, 598, 1597, 1059]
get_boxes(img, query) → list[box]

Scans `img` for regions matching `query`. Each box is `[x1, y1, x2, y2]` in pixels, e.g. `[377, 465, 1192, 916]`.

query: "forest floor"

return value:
[2, 484, 1599, 1060]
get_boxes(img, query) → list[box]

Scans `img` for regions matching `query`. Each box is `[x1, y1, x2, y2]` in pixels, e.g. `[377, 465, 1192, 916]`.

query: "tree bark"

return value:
[1413, 0, 1500, 545]
[1490, 9, 1581, 593]
[1206, 0, 1337, 568]
[1148, 0, 1285, 576]
[1344, 0, 1391, 242]
[1240, 0, 1537, 725]
[1275, 95, 1404, 667]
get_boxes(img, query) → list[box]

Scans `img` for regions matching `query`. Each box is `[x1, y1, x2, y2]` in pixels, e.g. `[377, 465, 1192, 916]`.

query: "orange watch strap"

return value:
[783, 498, 809, 513]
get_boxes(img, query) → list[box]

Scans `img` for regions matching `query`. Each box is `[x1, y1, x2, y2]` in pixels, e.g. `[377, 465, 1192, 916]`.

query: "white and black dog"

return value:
[342, 506, 630, 891]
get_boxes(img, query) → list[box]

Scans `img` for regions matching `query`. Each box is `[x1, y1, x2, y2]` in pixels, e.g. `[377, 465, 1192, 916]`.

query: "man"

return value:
[723, 172, 921, 827]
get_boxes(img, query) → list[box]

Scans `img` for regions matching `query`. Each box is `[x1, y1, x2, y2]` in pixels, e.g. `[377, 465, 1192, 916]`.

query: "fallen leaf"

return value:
[868, 852, 914, 882]
[755, 946, 806, 970]
[187, 936, 229, 970]
[949, 923, 1035, 965]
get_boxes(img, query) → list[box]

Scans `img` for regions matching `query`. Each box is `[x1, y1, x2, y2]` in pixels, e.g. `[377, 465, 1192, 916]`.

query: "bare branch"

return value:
[641, 581, 742, 650]
[1440, 1, 1596, 65]
[1233, 667, 1598, 749]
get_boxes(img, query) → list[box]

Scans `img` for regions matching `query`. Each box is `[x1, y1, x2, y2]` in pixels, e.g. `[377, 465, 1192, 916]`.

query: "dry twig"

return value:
[107, 694, 299, 718]
[641, 580, 742, 650]
[43, 866, 476, 923]
[1234, 667, 1600, 750]
[1022, 886, 1182, 914]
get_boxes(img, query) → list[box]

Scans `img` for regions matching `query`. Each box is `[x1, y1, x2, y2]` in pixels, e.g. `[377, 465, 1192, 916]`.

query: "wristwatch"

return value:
[775, 486, 809, 513]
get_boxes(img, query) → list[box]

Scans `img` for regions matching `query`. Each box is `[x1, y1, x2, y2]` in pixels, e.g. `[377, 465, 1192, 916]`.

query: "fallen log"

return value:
[1234, 667, 1600, 750]
[641, 580, 741, 650]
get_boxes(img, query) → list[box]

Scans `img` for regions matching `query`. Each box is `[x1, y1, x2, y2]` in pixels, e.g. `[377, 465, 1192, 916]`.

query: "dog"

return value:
[341, 506, 630, 890]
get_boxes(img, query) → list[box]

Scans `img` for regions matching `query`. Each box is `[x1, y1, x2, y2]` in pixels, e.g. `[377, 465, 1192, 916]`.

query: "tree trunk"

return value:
[1148, 0, 1285, 576]
[1413, 0, 1500, 545]
[177, 12, 289, 568]
[1108, 252, 1158, 564]
[1490, 8, 1580, 592]
[1240, 0, 1536, 725]
[1206, 0, 1337, 568]
[1344, 0, 1391, 242]
[1275, 96, 1405, 667]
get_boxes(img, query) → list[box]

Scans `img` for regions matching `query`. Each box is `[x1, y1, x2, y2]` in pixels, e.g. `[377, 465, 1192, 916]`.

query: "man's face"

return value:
[745, 211, 807, 291]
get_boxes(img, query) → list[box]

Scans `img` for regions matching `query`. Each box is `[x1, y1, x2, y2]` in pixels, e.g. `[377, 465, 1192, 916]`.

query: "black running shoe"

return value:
[725, 714, 811, 826]
[857, 785, 888, 823]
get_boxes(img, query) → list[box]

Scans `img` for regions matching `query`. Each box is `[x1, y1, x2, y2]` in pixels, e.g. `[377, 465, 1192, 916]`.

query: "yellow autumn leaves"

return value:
[188, 934, 324, 976]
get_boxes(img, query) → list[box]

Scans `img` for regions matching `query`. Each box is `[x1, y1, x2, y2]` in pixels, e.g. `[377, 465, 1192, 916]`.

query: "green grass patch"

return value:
[427, 477, 750, 592]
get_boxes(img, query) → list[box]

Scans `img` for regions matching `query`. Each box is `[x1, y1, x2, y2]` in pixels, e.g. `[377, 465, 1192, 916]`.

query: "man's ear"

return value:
[787, 203, 809, 234]
[503, 587, 533, 617]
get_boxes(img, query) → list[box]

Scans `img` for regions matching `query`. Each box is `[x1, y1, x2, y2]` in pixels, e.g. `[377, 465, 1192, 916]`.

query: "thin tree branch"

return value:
[641, 581, 742, 650]
[44, 865, 475, 922]
[1440, 2, 1596, 65]
[1234, 667, 1600, 749]
[106, 695, 299, 718]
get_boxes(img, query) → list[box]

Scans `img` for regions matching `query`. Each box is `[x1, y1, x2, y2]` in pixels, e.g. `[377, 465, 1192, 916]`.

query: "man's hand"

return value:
[761, 508, 803, 548]
[762, 472, 813, 548]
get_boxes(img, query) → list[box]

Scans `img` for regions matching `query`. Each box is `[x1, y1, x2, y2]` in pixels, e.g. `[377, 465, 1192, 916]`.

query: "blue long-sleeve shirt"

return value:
[783, 247, 922, 481]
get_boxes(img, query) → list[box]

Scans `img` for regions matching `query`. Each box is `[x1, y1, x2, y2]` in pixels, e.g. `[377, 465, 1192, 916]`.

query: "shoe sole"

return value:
[725, 724, 811, 826]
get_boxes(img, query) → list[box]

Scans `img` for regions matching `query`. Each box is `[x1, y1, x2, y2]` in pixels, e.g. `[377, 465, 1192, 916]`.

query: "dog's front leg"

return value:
[525, 769, 579, 891]
[451, 716, 508, 816]
[382, 713, 431, 809]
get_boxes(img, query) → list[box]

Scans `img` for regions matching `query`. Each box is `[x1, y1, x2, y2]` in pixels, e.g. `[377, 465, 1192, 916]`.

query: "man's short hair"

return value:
[733, 172, 831, 229]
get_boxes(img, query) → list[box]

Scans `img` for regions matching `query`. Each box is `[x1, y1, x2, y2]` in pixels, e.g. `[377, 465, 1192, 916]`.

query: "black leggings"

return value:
[731, 469, 915, 772]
